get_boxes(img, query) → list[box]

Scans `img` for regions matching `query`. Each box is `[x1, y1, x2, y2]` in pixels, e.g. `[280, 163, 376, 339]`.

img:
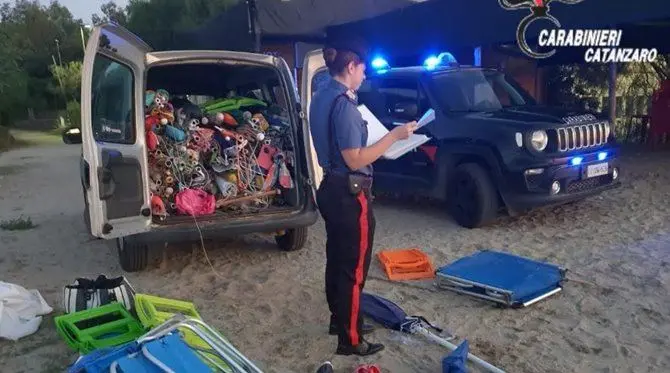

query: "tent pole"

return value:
[608, 55, 617, 135]
[248, 0, 261, 52]
[608, 62, 617, 131]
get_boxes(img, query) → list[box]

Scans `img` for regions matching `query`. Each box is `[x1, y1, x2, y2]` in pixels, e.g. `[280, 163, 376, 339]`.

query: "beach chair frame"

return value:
[137, 313, 264, 373]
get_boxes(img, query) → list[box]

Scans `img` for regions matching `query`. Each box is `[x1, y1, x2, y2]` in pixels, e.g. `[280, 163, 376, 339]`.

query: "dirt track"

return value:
[1, 143, 669, 373]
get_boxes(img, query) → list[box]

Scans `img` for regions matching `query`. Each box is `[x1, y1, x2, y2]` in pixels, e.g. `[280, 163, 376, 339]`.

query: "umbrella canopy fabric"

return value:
[175, 0, 425, 51]
[256, 0, 428, 37]
[326, 0, 670, 64]
[443, 340, 469, 373]
[360, 292, 410, 331]
[361, 293, 443, 333]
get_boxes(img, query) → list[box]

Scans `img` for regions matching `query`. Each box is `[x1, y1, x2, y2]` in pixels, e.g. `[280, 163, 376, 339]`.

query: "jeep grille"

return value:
[556, 122, 610, 152]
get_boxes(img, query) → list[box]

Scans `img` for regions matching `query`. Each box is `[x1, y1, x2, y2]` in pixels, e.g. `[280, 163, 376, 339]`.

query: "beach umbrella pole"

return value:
[413, 326, 506, 373]
[361, 292, 505, 373]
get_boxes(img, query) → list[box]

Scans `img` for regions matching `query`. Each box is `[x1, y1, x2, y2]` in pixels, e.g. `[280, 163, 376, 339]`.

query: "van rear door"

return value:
[81, 23, 152, 239]
[300, 49, 328, 189]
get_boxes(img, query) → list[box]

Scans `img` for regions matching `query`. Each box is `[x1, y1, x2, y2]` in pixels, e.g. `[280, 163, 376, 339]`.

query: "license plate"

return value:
[586, 162, 609, 178]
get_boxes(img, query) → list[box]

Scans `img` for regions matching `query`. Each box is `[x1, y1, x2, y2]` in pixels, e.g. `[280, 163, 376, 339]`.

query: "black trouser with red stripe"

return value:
[316, 173, 376, 347]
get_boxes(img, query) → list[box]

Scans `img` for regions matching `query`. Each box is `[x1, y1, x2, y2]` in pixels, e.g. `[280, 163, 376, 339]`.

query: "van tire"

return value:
[448, 163, 499, 229]
[117, 236, 149, 272]
[275, 227, 308, 252]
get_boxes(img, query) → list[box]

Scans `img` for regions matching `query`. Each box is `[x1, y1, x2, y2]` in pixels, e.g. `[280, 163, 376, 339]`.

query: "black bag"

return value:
[62, 275, 136, 314]
[347, 173, 373, 195]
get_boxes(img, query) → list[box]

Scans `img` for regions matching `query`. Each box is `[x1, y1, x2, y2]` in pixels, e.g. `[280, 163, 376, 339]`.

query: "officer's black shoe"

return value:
[335, 339, 385, 356]
[328, 322, 375, 336]
[315, 361, 334, 373]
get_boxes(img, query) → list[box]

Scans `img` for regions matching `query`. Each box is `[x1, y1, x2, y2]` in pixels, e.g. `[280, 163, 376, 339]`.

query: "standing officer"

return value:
[309, 37, 418, 356]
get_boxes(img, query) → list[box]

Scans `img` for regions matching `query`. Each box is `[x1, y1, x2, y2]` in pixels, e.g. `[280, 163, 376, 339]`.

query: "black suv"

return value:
[356, 62, 621, 228]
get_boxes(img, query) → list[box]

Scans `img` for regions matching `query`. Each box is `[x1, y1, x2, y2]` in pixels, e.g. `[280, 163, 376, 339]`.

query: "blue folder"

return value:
[435, 250, 566, 308]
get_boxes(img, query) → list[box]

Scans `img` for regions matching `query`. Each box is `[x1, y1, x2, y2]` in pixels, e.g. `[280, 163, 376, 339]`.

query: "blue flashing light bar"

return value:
[437, 52, 458, 64]
[424, 55, 440, 70]
[424, 52, 458, 70]
[371, 56, 390, 71]
[570, 157, 583, 166]
[598, 152, 607, 161]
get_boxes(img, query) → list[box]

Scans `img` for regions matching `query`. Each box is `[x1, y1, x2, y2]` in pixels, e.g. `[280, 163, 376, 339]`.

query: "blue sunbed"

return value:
[435, 250, 566, 308]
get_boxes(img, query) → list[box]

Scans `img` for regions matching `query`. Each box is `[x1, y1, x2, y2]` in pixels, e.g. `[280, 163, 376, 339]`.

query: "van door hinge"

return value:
[102, 223, 113, 235]
[302, 175, 313, 186]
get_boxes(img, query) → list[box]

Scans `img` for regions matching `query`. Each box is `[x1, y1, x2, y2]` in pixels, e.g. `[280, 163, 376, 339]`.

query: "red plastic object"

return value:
[649, 80, 670, 142]
[175, 189, 215, 216]
[223, 112, 238, 126]
[257, 144, 278, 170]
[354, 364, 381, 373]
[146, 131, 158, 151]
[151, 195, 166, 216]
[145, 115, 160, 131]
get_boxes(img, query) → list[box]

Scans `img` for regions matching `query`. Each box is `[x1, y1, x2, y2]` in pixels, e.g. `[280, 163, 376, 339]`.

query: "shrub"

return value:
[55, 100, 81, 129]
[0, 125, 16, 151]
[67, 101, 81, 128]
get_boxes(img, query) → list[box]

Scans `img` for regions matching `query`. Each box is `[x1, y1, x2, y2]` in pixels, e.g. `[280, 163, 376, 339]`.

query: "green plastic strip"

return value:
[203, 97, 268, 114]
[54, 303, 145, 354]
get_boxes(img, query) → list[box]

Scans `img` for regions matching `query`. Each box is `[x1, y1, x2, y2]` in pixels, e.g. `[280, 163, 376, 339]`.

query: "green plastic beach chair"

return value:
[134, 293, 230, 371]
[54, 302, 145, 354]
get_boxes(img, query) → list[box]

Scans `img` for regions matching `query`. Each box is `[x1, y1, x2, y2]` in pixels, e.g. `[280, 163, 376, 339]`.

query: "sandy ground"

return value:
[0, 143, 669, 373]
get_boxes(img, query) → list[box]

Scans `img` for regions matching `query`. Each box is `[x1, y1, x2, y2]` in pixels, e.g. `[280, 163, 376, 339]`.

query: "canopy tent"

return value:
[325, 0, 670, 66]
[324, 0, 670, 128]
[175, 0, 426, 51]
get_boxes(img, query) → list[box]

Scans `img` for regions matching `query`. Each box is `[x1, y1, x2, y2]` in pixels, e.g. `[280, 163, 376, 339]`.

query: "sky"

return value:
[38, 0, 129, 24]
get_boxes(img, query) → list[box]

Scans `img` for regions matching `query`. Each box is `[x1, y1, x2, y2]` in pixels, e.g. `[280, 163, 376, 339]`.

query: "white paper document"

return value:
[358, 105, 431, 160]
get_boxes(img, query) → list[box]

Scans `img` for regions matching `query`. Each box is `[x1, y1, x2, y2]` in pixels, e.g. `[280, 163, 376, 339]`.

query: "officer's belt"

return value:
[323, 171, 373, 190]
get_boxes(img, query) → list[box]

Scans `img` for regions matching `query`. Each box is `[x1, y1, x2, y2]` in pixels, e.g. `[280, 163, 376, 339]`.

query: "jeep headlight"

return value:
[531, 130, 548, 151]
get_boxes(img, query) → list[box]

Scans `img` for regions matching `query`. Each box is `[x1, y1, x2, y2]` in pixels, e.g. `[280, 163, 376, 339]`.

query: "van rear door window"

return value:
[91, 54, 135, 144]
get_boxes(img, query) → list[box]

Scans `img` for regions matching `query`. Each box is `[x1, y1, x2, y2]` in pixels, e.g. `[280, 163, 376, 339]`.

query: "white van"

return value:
[75, 23, 328, 272]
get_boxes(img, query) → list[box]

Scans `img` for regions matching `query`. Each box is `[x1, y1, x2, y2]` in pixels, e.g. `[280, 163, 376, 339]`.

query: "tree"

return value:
[91, 1, 128, 26]
[91, 0, 238, 50]
[0, 0, 84, 119]
[0, 37, 28, 126]
[49, 61, 82, 103]
[650, 55, 669, 81]
[545, 57, 668, 114]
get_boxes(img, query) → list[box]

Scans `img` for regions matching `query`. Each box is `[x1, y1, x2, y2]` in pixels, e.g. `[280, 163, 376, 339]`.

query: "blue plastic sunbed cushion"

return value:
[140, 332, 212, 372]
[437, 250, 564, 304]
[69, 333, 213, 373]
[68, 341, 139, 373]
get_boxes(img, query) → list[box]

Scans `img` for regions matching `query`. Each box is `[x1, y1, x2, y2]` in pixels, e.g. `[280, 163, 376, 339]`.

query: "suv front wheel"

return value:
[275, 227, 308, 252]
[448, 163, 499, 229]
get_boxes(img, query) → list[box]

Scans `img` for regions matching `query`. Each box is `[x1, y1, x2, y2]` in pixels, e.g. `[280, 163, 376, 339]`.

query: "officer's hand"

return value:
[390, 121, 418, 141]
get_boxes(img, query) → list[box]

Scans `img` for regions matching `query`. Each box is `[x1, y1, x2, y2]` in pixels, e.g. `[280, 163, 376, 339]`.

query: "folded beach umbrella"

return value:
[361, 293, 505, 373]
[360, 292, 442, 334]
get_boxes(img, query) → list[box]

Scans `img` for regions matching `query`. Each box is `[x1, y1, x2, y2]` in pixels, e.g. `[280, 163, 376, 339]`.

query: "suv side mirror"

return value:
[393, 101, 418, 120]
[62, 126, 82, 144]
